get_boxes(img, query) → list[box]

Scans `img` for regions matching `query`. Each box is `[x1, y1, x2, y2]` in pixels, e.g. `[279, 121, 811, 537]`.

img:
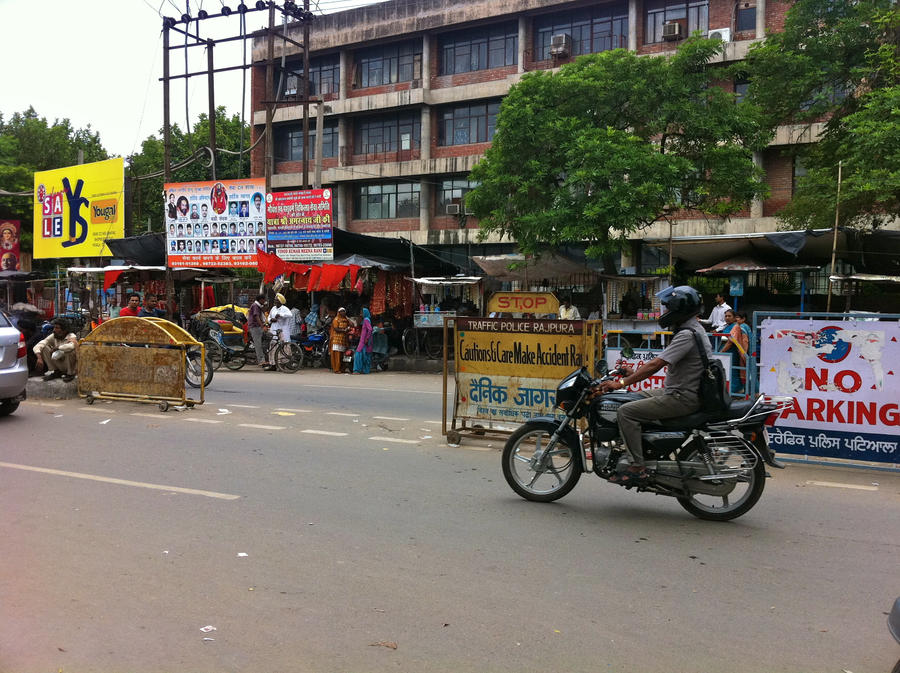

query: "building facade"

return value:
[249, 0, 808, 257]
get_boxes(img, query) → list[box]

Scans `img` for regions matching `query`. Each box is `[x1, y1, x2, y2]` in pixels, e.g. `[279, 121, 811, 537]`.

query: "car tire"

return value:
[0, 400, 20, 417]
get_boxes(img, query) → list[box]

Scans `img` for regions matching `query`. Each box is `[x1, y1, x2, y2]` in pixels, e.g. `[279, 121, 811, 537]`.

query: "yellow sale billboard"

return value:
[33, 157, 124, 259]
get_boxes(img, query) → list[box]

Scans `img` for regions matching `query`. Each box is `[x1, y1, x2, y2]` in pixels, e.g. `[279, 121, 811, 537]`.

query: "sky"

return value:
[0, 0, 384, 160]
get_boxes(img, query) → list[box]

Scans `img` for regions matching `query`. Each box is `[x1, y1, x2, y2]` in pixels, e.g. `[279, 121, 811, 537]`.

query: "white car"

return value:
[0, 310, 28, 416]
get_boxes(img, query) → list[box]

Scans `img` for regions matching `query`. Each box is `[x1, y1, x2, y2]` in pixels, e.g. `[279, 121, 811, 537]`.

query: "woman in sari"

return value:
[330, 307, 351, 373]
[353, 308, 374, 374]
[720, 309, 749, 393]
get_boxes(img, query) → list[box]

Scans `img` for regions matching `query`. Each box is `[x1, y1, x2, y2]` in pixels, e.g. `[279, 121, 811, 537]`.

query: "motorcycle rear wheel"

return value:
[203, 339, 223, 371]
[502, 423, 580, 503]
[677, 449, 766, 521]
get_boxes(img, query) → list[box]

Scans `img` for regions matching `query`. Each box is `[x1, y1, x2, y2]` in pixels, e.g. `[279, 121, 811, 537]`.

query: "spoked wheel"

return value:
[402, 328, 419, 357]
[423, 331, 443, 359]
[275, 342, 303, 372]
[223, 350, 246, 370]
[677, 449, 766, 521]
[501, 422, 581, 503]
[203, 339, 223, 371]
[185, 348, 213, 389]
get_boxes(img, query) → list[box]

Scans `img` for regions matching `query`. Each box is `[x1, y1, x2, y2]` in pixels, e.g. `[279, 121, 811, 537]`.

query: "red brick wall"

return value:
[274, 157, 340, 175]
[763, 149, 793, 216]
[766, 0, 792, 34]
[250, 125, 264, 179]
[431, 215, 480, 230]
[431, 65, 518, 90]
[348, 218, 419, 233]
[251, 64, 266, 114]
[349, 80, 417, 98]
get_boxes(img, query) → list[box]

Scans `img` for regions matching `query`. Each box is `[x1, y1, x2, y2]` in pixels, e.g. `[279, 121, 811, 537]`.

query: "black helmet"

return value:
[656, 285, 702, 329]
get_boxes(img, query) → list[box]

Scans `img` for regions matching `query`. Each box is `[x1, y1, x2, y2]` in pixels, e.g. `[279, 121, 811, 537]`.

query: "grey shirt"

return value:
[658, 319, 709, 397]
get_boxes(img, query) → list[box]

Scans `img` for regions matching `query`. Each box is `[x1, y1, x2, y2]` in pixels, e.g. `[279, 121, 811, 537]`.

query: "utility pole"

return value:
[163, 26, 171, 182]
[826, 160, 843, 313]
[207, 39, 217, 180]
[265, 2, 276, 193]
[302, 0, 311, 189]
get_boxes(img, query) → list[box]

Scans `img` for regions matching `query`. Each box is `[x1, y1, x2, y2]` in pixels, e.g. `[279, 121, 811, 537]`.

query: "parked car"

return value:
[0, 309, 28, 416]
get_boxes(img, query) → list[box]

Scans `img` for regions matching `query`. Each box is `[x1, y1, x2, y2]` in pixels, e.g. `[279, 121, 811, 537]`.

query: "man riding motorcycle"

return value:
[598, 285, 711, 486]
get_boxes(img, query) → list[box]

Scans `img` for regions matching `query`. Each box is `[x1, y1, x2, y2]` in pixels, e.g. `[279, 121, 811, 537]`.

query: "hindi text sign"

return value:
[265, 189, 333, 261]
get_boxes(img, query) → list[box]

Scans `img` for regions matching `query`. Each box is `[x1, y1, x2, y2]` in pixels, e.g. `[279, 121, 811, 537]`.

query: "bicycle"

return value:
[401, 326, 443, 359]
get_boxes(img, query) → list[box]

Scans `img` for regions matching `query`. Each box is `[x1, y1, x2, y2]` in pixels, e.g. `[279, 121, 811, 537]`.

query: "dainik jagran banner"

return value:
[760, 318, 899, 464]
[33, 158, 124, 259]
[454, 317, 592, 424]
[165, 178, 266, 268]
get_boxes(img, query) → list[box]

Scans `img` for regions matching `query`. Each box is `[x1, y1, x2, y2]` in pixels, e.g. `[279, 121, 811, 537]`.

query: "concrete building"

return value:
[250, 0, 809, 266]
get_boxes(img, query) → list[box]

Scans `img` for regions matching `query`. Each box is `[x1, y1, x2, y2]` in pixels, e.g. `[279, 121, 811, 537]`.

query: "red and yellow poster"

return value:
[33, 158, 124, 259]
[0, 220, 21, 270]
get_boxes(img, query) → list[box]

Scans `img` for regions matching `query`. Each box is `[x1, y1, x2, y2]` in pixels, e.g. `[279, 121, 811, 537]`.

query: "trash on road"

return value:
[420, 435, 432, 439]
[172, 405, 188, 411]
[202, 637, 215, 642]
[369, 641, 398, 650]
[216, 408, 232, 415]
[237, 552, 249, 557]
[99, 419, 111, 425]
[200, 625, 217, 633]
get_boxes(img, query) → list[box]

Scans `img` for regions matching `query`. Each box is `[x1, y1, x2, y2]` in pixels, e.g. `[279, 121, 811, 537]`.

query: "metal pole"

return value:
[667, 220, 674, 286]
[163, 25, 172, 182]
[826, 160, 842, 312]
[264, 3, 275, 193]
[313, 98, 324, 189]
[302, 0, 311, 190]
[207, 39, 217, 180]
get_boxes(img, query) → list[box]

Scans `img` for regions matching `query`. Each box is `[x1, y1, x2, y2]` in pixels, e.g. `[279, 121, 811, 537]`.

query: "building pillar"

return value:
[337, 183, 349, 230]
[420, 106, 431, 162]
[751, 150, 764, 219]
[338, 117, 348, 167]
[628, 0, 638, 51]
[419, 180, 431, 232]
[518, 16, 527, 73]
[422, 33, 432, 92]
[755, 0, 766, 39]
[339, 50, 351, 99]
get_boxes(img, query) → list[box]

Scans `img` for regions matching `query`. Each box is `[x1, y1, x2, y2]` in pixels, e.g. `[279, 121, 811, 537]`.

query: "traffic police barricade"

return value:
[76, 317, 205, 411]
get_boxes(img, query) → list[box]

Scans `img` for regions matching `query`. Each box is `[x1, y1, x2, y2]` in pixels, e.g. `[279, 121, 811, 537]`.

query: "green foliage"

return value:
[0, 107, 109, 248]
[745, 0, 900, 230]
[467, 39, 770, 261]
[128, 106, 252, 233]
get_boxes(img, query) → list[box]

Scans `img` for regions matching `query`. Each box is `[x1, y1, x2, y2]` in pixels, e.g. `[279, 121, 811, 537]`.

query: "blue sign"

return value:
[729, 275, 744, 297]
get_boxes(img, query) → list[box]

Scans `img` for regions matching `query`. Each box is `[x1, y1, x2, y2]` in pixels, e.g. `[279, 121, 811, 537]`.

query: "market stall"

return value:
[405, 276, 482, 358]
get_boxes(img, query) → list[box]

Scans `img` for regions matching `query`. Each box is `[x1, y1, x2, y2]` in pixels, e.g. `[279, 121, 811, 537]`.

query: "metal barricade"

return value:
[76, 317, 204, 411]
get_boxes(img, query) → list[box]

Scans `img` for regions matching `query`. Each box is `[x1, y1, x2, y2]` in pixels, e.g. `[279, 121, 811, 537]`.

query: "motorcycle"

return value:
[501, 348, 794, 521]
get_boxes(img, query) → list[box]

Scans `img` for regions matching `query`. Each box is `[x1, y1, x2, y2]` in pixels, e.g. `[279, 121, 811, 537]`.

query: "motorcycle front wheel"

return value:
[502, 422, 580, 503]
[677, 449, 766, 521]
[185, 348, 214, 389]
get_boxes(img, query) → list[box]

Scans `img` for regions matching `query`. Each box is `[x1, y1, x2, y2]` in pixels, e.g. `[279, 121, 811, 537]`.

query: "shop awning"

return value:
[411, 276, 482, 286]
[105, 232, 167, 266]
[697, 255, 820, 274]
[472, 253, 600, 282]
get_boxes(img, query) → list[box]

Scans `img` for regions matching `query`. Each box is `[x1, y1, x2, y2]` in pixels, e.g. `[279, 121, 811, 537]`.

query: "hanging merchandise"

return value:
[372, 271, 387, 315]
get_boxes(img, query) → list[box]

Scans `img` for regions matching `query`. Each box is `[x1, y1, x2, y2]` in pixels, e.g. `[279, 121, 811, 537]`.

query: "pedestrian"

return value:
[119, 293, 142, 317]
[33, 318, 78, 382]
[290, 303, 306, 341]
[248, 294, 268, 369]
[719, 309, 747, 393]
[353, 308, 374, 374]
[329, 307, 351, 374]
[267, 293, 293, 369]
[138, 294, 166, 318]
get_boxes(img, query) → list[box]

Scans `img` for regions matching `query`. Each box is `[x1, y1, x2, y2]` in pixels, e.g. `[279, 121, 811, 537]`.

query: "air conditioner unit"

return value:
[549, 33, 572, 57]
[464, 206, 475, 216]
[708, 27, 732, 42]
[445, 203, 460, 215]
[662, 21, 683, 40]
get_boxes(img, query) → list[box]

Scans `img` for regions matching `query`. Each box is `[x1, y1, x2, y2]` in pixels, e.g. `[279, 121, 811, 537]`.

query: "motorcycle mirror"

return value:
[596, 359, 609, 376]
[621, 342, 635, 359]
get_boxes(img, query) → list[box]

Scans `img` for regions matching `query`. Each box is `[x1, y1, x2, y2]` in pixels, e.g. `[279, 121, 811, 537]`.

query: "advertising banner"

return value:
[0, 220, 21, 270]
[165, 178, 266, 268]
[33, 157, 124, 259]
[759, 318, 899, 463]
[454, 317, 589, 423]
[265, 189, 333, 261]
[604, 344, 732, 392]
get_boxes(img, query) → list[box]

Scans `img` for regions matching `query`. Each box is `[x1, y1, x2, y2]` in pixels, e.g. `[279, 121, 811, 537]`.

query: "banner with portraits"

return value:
[164, 178, 267, 268]
[0, 220, 21, 271]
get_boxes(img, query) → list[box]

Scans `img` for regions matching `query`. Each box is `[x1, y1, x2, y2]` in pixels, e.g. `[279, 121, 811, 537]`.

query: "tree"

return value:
[0, 107, 108, 248]
[467, 39, 770, 267]
[127, 107, 252, 233]
[745, 0, 900, 230]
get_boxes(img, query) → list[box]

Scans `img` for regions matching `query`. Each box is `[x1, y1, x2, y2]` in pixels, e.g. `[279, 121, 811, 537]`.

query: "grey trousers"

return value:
[37, 345, 76, 375]
[249, 326, 265, 363]
[617, 389, 701, 467]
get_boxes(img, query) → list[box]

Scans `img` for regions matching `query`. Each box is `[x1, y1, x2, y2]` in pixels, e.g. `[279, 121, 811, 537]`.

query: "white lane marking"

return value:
[36, 402, 63, 407]
[301, 429, 348, 437]
[369, 436, 420, 444]
[84, 406, 116, 413]
[131, 412, 175, 419]
[805, 480, 878, 491]
[276, 408, 311, 413]
[229, 404, 260, 409]
[0, 461, 240, 500]
[184, 418, 224, 424]
[301, 384, 442, 395]
[238, 423, 286, 430]
[326, 412, 359, 417]
[423, 420, 443, 425]
[373, 416, 409, 421]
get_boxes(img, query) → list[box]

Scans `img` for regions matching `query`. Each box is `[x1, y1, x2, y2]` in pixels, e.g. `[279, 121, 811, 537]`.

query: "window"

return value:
[355, 41, 422, 88]
[439, 101, 501, 146]
[534, 4, 628, 60]
[274, 122, 338, 162]
[644, 0, 709, 43]
[280, 54, 340, 97]
[355, 182, 420, 219]
[736, 4, 756, 32]
[734, 77, 750, 104]
[792, 156, 807, 194]
[439, 23, 517, 75]
[438, 178, 479, 214]
[354, 112, 421, 155]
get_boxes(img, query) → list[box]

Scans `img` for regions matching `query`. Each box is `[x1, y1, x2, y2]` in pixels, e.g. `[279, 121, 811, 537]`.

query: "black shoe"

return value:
[62, 374, 75, 382]
[43, 370, 63, 381]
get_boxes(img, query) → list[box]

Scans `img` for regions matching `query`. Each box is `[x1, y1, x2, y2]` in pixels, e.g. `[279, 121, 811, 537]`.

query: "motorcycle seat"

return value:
[646, 399, 756, 430]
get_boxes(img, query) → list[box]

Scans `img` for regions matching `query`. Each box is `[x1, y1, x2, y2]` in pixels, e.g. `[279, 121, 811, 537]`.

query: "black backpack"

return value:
[689, 330, 730, 414]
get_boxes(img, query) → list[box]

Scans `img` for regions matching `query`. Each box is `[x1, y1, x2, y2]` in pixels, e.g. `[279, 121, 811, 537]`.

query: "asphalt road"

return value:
[1, 368, 898, 673]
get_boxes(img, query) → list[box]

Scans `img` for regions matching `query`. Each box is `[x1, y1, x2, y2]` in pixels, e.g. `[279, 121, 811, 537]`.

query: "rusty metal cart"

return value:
[77, 317, 205, 411]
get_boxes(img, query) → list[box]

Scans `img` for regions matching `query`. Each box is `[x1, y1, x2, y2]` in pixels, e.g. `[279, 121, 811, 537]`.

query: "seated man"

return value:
[33, 318, 79, 382]
[597, 286, 709, 486]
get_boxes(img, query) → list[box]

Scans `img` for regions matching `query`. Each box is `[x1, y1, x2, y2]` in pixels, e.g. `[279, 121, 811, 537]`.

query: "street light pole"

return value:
[826, 160, 843, 313]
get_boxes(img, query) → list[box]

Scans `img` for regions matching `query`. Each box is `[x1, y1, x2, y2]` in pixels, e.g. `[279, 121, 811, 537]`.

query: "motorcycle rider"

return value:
[597, 286, 711, 486]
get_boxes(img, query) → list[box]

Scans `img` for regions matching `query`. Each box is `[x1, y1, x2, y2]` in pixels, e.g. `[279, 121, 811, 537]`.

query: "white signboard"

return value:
[605, 346, 732, 393]
[759, 318, 899, 463]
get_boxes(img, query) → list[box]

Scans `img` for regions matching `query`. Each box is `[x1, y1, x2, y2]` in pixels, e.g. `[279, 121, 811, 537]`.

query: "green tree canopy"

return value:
[128, 107, 252, 233]
[745, 0, 900, 230]
[467, 39, 770, 265]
